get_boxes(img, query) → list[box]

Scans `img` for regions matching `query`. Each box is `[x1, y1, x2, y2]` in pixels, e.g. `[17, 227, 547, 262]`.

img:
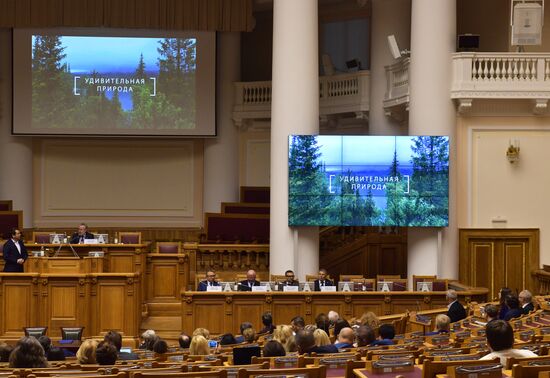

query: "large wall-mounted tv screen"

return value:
[288, 135, 449, 227]
[12, 28, 216, 137]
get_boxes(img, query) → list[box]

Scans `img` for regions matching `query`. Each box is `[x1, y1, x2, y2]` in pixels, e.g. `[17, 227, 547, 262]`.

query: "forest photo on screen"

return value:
[288, 135, 449, 227]
[31, 35, 196, 130]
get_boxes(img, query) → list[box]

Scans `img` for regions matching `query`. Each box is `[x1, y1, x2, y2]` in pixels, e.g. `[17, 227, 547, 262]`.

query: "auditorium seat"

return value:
[339, 274, 364, 282]
[33, 231, 53, 244]
[422, 357, 500, 378]
[0, 210, 22, 239]
[156, 242, 182, 253]
[0, 200, 12, 211]
[23, 326, 47, 338]
[237, 366, 325, 378]
[119, 232, 142, 244]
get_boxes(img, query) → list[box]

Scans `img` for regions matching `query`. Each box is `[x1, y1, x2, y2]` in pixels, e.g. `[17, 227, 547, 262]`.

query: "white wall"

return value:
[457, 115, 550, 266]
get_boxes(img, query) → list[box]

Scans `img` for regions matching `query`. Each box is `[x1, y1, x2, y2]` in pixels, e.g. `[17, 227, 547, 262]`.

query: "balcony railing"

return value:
[451, 52, 550, 113]
[383, 57, 410, 120]
[232, 71, 370, 127]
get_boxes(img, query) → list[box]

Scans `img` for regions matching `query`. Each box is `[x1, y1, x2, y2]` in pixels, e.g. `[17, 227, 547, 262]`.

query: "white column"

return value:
[408, 0, 457, 281]
[270, 0, 319, 280]
[369, 0, 410, 136]
[203, 32, 241, 213]
[0, 30, 33, 227]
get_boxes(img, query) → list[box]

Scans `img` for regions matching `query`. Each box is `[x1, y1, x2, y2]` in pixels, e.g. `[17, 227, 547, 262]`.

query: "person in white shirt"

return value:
[519, 290, 535, 314]
[480, 320, 537, 366]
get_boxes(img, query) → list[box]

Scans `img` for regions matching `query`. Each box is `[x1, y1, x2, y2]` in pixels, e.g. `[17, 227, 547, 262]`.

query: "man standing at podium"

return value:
[70, 223, 94, 244]
[3, 228, 28, 272]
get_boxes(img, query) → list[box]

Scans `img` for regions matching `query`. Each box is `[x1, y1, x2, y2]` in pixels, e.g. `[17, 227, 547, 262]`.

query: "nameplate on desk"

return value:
[320, 286, 337, 292]
[283, 285, 299, 292]
[84, 239, 98, 244]
[251, 286, 268, 292]
[88, 251, 104, 258]
[206, 286, 222, 292]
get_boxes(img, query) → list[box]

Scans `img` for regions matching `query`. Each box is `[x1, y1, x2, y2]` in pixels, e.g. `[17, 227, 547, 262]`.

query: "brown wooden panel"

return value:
[471, 243, 493, 295]
[109, 255, 134, 273]
[152, 265, 178, 298]
[98, 284, 126, 332]
[50, 286, 77, 320]
[351, 303, 384, 318]
[272, 303, 303, 326]
[194, 304, 225, 334]
[233, 302, 263, 332]
[4, 284, 32, 333]
[504, 242, 527, 292]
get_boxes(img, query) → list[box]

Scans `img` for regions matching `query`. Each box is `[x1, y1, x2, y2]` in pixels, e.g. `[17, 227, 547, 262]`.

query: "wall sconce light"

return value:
[506, 139, 520, 164]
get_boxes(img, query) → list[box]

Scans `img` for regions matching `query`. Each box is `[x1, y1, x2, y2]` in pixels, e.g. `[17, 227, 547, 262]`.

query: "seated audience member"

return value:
[273, 325, 294, 352]
[192, 327, 210, 339]
[189, 335, 210, 356]
[315, 313, 330, 334]
[145, 335, 160, 351]
[295, 330, 338, 354]
[259, 312, 276, 334]
[291, 316, 305, 333]
[286, 335, 297, 353]
[313, 329, 331, 346]
[480, 320, 536, 365]
[498, 287, 513, 320]
[426, 314, 451, 336]
[243, 328, 257, 343]
[282, 270, 299, 286]
[484, 304, 499, 324]
[104, 330, 139, 360]
[38, 336, 65, 361]
[314, 269, 334, 291]
[334, 318, 351, 338]
[328, 310, 340, 325]
[70, 223, 94, 244]
[235, 322, 253, 343]
[220, 333, 238, 346]
[238, 269, 261, 291]
[370, 324, 395, 346]
[0, 342, 13, 362]
[139, 329, 156, 349]
[9, 337, 49, 368]
[519, 290, 535, 314]
[358, 312, 380, 329]
[334, 327, 355, 349]
[304, 324, 317, 333]
[153, 339, 168, 355]
[179, 332, 191, 349]
[503, 296, 523, 321]
[356, 325, 376, 347]
[263, 340, 286, 357]
[76, 339, 98, 365]
[197, 270, 220, 291]
[446, 289, 467, 323]
[96, 341, 118, 365]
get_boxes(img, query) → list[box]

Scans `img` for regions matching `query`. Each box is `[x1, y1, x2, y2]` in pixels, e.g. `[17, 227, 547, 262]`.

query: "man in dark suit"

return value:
[276, 269, 299, 290]
[446, 289, 467, 323]
[503, 295, 523, 321]
[238, 269, 261, 291]
[295, 330, 338, 354]
[197, 270, 221, 291]
[70, 223, 95, 244]
[314, 269, 334, 291]
[519, 290, 535, 314]
[3, 228, 28, 272]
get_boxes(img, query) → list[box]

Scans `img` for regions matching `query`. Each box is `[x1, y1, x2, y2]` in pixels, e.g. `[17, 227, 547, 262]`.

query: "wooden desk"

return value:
[181, 289, 488, 335]
[24, 243, 146, 274]
[0, 273, 140, 341]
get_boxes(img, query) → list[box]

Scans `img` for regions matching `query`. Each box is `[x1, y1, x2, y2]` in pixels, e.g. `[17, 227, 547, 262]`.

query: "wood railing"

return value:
[533, 267, 550, 295]
[384, 57, 410, 110]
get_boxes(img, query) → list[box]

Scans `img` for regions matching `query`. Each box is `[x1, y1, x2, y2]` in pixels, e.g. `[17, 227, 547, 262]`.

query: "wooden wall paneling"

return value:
[272, 301, 304, 327]
[40, 275, 87, 337]
[233, 297, 263, 333]
[378, 244, 407, 277]
[0, 274, 40, 336]
[90, 274, 140, 338]
[459, 229, 539, 298]
[146, 254, 185, 301]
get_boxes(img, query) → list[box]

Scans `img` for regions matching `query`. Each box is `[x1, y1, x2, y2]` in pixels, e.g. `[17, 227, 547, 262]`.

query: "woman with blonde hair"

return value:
[272, 325, 294, 352]
[358, 312, 380, 329]
[189, 335, 210, 355]
[192, 328, 210, 339]
[313, 329, 331, 346]
[76, 339, 99, 364]
[243, 327, 257, 343]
